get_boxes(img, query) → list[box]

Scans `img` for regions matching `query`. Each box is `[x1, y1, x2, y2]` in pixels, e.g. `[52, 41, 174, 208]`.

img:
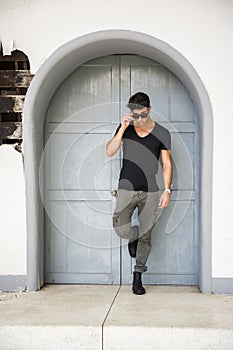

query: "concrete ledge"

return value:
[212, 278, 233, 294]
[2, 326, 232, 350]
[0, 275, 26, 292]
[0, 326, 101, 350]
[104, 327, 233, 350]
[104, 286, 233, 349]
[0, 285, 119, 349]
[1, 285, 233, 350]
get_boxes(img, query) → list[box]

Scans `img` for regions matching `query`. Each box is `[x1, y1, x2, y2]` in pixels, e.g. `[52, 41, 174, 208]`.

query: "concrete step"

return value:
[104, 286, 233, 350]
[0, 285, 233, 350]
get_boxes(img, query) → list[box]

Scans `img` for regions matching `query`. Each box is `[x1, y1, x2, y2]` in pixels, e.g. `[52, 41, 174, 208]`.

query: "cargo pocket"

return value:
[113, 213, 120, 229]
[112, 212, 131, 239]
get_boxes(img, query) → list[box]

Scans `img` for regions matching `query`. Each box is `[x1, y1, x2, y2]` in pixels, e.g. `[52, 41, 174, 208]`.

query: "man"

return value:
[106, 92, 172, 295]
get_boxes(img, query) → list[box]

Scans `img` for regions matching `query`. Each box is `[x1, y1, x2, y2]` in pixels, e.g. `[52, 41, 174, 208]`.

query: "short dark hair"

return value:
[127, 92, 150, 110]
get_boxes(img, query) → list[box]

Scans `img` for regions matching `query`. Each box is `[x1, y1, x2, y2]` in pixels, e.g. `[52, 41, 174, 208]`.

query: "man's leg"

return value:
[113, 189, 138, 241]
[132, 191, 159, 295]
[134, 191, 159, 274]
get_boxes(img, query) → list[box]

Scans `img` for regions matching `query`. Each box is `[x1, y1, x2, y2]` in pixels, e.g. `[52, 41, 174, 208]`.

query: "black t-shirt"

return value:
[115, 123, 171, 192]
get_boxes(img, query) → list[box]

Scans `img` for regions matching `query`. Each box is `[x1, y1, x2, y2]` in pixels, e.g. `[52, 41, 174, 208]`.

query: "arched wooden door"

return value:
[44, 55, 199, 285]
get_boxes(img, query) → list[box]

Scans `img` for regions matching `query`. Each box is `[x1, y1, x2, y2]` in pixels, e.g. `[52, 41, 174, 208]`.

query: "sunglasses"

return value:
[132, 112, 148, 119]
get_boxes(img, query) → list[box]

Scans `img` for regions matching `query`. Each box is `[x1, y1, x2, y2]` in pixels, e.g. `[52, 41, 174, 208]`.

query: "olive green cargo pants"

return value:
[113, 189, 159, 273]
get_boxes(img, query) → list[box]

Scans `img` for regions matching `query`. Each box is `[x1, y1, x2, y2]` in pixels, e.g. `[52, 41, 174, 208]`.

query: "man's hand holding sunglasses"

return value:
[121, 113, 134, 131]
[121, 111, 149, 130]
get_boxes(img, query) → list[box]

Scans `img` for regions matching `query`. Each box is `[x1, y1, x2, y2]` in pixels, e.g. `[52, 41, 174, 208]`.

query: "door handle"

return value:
[111, 189, 117, 197]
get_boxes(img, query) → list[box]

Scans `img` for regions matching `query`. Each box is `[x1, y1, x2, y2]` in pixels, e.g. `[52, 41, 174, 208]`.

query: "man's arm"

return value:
[106, 114, 132, 157]
[106, 127, 124, 157]
[159, 149, 172, 208]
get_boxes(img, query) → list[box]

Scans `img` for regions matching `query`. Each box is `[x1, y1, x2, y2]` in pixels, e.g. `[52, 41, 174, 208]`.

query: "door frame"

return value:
[23, 29, 213, 292]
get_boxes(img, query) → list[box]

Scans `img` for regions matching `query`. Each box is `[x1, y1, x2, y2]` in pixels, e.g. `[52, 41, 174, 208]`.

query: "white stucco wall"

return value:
[0, 0, 233, 278]
[0, 146, 26, 275]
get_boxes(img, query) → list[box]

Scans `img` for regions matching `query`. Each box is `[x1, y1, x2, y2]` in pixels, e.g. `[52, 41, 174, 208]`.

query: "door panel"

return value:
[147, 201, 198, 284]
[48, 133, 111, 190]
[44, 54, 199, 285]
[45, 56, 121, 284]
[120, 55, 199, 285]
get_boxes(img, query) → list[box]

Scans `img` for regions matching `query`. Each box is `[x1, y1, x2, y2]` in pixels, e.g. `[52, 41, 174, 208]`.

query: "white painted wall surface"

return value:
[0, 0, 233, 278]
[0, 146, 26, 275]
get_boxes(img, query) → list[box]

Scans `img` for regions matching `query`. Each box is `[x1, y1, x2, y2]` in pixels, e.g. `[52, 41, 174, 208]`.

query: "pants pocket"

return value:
[112, 212, 132, 239]
[113, 213, 120, 228]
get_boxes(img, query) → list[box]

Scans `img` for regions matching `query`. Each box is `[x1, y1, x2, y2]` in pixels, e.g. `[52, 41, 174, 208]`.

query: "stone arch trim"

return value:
[23, 30, 213, 292]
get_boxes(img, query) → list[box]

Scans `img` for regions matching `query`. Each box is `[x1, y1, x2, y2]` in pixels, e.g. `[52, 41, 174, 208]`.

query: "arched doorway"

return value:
[23, 30, 213, 292]
[43, 54, 199, 286]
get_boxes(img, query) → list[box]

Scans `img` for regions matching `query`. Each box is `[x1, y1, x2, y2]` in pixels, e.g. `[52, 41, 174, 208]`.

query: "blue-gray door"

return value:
[119, 56, 199, 285]
[44, 55, 199, 285]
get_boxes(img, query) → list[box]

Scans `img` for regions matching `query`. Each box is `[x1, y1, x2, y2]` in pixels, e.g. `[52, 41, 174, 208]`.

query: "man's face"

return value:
[132, 107, 150, 127]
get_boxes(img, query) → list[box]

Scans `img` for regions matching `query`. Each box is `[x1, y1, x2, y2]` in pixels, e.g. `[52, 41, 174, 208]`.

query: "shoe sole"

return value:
[132, 289, 146, 295]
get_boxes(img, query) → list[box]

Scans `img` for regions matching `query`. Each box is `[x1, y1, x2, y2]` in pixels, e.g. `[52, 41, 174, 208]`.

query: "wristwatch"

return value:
[164, 188, 171, 194]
